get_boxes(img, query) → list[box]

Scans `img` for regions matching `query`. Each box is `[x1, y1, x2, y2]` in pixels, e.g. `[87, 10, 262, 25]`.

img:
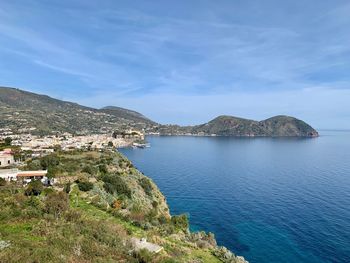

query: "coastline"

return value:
[119, 149, 249, 263]
[145, 133, 319, 138]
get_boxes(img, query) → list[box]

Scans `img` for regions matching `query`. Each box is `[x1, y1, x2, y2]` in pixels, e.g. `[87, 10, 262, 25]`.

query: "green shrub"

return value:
[76, 180, 94, 192]
[171, 214, 189, 230]
[0, 178, 6, 186]
[40, 154, 60, 170]
[24, 180, 43, 196]
[42, 187, 54, 196]
[82, 165, 97, 175]
[158, 215, 168, 225]
[4, 137, 12, 146]
[139, 178, 153, 196]
[102, 174, 131, 198]
[134, 248, 153, 263]
[25, 159, 42, 170]
[64, 182, 71, 193]
[98, 164, 108, 175]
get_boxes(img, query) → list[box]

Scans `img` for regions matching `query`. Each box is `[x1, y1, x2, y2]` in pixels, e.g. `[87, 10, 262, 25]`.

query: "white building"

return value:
[0, 168, 49, 184]
[0, 149, 15, 167]
[0, 168, 18, 181]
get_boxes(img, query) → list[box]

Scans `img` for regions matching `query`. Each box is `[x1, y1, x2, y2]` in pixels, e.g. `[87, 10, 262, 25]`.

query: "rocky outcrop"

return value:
[213, 247, 249, 263]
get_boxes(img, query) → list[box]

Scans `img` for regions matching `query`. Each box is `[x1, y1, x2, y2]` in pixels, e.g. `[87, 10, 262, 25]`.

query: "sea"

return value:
[120, 130, 350, 263]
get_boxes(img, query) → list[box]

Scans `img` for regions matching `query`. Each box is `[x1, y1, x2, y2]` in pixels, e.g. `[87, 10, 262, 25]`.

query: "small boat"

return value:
[132, 142, 150, 148]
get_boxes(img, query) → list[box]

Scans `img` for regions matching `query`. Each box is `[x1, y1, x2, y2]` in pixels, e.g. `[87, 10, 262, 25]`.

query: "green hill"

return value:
[0, 87, 155, 135]
[159, 115, 318, 137]
[0, 86, 318, 137]
[0, 150, 247, 263]
[101, 106, 156, 126]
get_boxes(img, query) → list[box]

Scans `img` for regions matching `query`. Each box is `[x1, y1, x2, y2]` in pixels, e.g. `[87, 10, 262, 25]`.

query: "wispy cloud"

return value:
[0, 0, 349, 128]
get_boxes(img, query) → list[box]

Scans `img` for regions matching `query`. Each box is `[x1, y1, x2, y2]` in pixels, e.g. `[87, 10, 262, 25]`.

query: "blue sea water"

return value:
[120, 131, 350, 263]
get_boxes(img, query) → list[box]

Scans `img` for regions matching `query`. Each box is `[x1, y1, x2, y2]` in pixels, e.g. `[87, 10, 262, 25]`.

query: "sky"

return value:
[0, 0, 350, 129]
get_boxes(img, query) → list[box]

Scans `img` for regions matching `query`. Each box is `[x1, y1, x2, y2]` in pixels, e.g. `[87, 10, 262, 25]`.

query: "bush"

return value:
[64, 182, 71, 193]
[25, 180, 43, 196]
[76, 180, 94, 192]
[40, 154, 60, 170]
[0, 178, 6, 186]
[42, 188, 54, 196]
[134, 248, 153, 263]
[139, 178, 153, 196]
[44, 191, 69, 219]
[98, 164, 108, 175]
[25, 160, 42, 170]
[171, 214, 189, 230]
[158, 215, 168, 225]
[82, 165, 96, 175]
[102, 174, 131, 198]
[4, 137, 12, 146]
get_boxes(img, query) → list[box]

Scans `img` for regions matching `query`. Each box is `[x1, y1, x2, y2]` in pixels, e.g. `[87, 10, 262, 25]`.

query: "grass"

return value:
[70, 193, 145, 237]
[0, 221, 43, 241]
[187, 250, 222, 263]
[69, 194, 222, 263]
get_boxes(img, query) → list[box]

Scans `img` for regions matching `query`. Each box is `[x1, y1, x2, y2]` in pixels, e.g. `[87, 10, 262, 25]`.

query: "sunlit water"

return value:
[120, 131, 350, 263]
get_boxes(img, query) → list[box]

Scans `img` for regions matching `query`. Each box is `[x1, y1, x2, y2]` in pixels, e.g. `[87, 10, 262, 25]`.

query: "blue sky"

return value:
[0, 0, 350, 128]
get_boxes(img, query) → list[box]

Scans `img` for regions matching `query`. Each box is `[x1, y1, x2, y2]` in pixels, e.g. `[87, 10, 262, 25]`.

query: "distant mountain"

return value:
[157, 115, 319, 137]
[0, 87, 155, 135]
[0, 86, 318, 137]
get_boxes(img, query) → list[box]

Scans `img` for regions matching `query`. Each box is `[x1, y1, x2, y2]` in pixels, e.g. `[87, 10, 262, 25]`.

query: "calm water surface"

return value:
[120, 131, 350, 263]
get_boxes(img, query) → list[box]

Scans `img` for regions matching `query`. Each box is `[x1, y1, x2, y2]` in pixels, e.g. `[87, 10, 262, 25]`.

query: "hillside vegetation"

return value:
[0, 150, 247, 263]
[0, 87, 155, 135]
[0, 86, 318, 137]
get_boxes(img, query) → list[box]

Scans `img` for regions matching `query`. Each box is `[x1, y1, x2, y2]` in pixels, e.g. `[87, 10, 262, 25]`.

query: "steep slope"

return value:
[0, 150, 248, 263]
[259, 115, 319, 137]
[0, 87, 154, 135]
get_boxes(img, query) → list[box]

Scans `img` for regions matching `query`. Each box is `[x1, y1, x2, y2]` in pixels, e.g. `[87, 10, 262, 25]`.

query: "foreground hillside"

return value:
[0, 87, 155, 135]
[0, 150, 247, 263]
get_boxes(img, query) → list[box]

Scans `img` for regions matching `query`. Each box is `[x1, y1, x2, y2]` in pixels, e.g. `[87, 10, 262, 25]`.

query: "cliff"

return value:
[0, 150, 248, 263]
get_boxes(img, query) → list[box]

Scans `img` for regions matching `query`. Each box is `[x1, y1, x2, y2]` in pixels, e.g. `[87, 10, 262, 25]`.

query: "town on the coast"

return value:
[0, 127, 144, 184]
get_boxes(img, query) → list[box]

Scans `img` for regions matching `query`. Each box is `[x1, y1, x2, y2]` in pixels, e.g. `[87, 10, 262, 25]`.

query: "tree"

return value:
[24, 180, 43, 196]
[108, 141, 114, 147]
[4, 137, 12, 146]
[40, 154, 60, 170]
[45, 191, 69, 219]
